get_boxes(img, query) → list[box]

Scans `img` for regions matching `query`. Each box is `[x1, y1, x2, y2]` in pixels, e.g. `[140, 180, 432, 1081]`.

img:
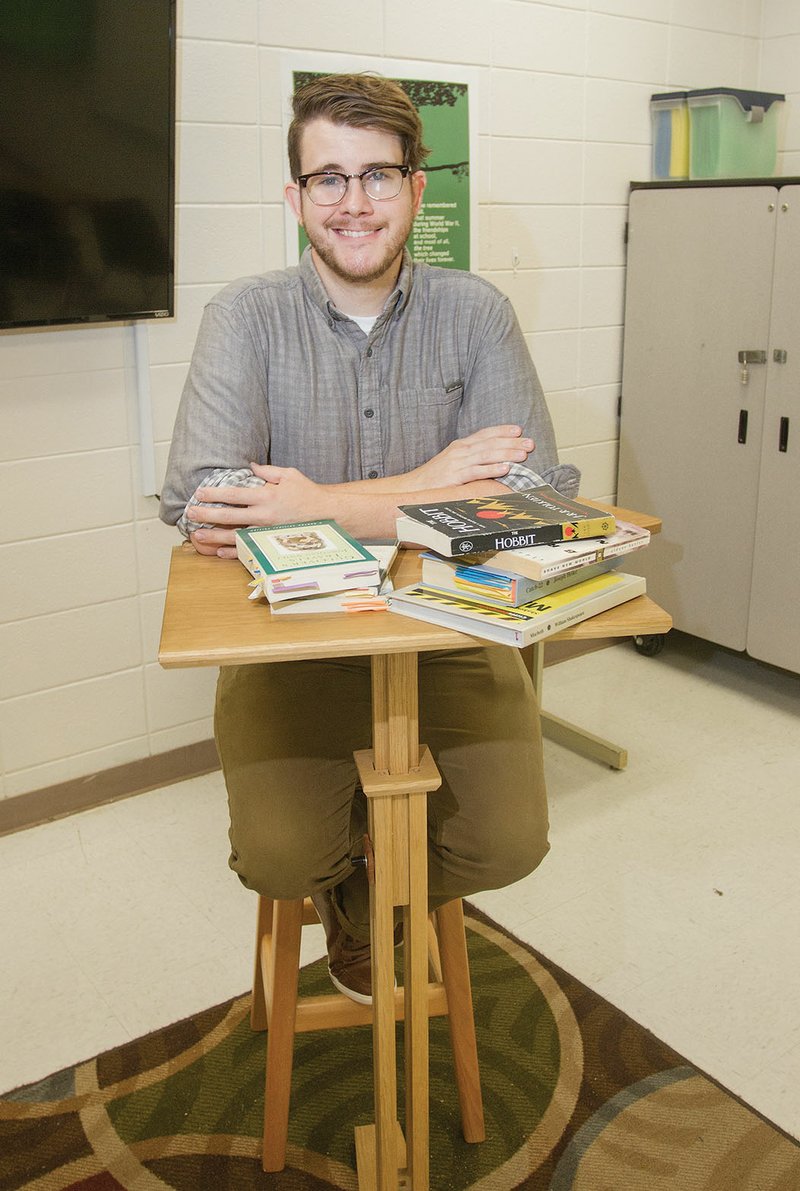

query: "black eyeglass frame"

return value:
[297, 164, 412, 205]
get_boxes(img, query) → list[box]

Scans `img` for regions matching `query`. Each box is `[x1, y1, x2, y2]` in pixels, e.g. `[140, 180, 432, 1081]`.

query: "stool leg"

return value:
[435, 900, 485, 1143]
[427, 914, 443, 983]
[261, 897, 304, 1172]
[251, 895, 273, 1032]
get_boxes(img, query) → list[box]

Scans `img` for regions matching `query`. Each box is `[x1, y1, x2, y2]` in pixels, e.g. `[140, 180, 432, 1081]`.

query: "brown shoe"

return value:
[311, 889, 374, 1005]
[311, 890, 400, 1006]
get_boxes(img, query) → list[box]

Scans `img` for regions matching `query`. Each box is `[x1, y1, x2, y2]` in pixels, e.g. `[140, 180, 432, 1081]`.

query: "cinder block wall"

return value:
[1, 0, 793, 802]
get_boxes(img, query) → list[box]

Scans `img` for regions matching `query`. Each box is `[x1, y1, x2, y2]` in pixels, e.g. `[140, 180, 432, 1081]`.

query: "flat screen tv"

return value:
[0, 0, 175, 330]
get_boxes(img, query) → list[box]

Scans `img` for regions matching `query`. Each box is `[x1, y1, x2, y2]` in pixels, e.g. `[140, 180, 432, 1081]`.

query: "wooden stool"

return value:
[251, 893, 485, 1173]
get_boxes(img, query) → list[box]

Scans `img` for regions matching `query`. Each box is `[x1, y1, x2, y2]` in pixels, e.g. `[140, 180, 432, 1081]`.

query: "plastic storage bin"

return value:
[687, 88, 785, 179]
[651, 92, 690, 180]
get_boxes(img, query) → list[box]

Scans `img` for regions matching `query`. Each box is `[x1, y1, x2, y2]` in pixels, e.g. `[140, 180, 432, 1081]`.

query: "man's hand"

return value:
[189, 464, 329, 558]
[405, 425, 533, 490]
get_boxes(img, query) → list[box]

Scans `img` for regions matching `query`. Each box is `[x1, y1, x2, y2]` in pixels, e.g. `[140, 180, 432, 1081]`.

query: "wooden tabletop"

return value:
[158, 506, 670, 669]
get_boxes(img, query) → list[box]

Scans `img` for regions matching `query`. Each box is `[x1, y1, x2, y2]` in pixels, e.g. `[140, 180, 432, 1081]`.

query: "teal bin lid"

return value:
[686, 87, 785, 112]
[651, 91, 688, 102]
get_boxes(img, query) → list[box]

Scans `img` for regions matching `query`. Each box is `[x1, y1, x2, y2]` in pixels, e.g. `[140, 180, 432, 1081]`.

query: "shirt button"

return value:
[368, 470, 378, 479]
[366, 347, 373, 357]
[364, 408, 375, 418]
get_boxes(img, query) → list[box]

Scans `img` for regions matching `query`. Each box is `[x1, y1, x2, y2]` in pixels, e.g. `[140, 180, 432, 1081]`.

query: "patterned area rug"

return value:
[2, 909, 798, 1190]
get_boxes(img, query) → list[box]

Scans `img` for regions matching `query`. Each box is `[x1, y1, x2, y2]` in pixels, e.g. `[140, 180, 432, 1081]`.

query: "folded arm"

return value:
[187, 425, 545, 558]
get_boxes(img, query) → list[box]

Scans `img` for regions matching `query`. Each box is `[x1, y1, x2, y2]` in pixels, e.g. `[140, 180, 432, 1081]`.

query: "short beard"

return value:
[306, 216, 415, 286]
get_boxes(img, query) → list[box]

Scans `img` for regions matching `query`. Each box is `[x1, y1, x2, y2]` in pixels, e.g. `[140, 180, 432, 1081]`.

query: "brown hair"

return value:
[287, 72, 431, 179]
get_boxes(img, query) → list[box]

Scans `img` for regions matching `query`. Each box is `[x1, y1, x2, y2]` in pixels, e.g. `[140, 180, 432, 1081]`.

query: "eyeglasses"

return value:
[297, 165, 411, 206]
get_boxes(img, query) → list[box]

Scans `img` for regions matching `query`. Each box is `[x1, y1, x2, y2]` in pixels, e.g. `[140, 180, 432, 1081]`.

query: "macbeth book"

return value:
[388, 571, 646, 648]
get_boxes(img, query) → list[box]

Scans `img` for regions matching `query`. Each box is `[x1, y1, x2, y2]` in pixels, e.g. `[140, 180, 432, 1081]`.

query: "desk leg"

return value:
[365, 790, 401, 1191]
[525, 642, 628, 771]
[404, 785, 430, 1185]
[353, 651, 440, 1191]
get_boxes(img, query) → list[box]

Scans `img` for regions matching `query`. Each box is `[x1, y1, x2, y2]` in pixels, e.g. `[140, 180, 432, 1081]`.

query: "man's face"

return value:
[285, 118, 426, 292]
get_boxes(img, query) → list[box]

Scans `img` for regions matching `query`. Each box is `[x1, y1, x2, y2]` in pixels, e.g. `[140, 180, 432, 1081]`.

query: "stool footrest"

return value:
[256, 934, 450, 1032]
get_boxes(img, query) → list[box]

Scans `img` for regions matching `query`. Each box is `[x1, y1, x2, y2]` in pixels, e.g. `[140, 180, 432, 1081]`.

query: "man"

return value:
[161, 73, 578, 1005]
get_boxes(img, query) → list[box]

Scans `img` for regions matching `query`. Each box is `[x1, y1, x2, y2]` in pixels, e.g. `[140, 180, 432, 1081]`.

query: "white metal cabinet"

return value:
[747, 193, 800, 671]
[617, 181, 800, 673]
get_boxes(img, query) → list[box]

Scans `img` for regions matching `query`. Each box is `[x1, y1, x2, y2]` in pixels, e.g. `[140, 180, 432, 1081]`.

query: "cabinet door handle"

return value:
[738, 409, 748, 443]
[779, 416, 790, 453]
[738, 349, 767, 385]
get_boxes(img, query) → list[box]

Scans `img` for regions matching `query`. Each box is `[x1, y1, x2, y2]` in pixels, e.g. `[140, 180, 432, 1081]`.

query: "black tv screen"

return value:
[0, 0, 175, 329]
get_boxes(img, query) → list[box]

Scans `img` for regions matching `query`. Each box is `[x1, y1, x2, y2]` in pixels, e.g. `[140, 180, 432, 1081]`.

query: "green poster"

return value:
[292, 72, 471, 271]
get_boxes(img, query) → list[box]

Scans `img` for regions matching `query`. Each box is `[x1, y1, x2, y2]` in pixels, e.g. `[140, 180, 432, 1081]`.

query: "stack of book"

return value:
[235, 521, 396, 615]
[389, 486, 650, 647]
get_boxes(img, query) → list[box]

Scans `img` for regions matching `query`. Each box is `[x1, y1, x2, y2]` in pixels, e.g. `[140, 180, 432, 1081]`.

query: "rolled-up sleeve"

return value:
[160, 301, 271, 526]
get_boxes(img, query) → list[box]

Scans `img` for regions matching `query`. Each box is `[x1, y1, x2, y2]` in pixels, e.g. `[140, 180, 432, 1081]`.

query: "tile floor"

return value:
[1, 632, 798, 1142]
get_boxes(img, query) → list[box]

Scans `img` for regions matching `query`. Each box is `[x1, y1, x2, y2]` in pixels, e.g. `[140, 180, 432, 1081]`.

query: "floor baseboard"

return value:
[0, 739, 221, 839]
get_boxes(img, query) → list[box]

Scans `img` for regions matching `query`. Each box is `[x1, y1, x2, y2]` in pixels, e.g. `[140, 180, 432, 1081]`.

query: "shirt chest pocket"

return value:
[399, 381, 463, 402]
[395, 384, 464, 468]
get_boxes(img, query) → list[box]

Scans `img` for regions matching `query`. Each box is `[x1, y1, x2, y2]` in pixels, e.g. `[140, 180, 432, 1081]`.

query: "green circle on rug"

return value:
[97, 919, 570, 1188]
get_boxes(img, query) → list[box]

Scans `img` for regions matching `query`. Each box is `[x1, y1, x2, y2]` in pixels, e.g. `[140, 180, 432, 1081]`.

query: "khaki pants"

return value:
[214, 646, 549, 940]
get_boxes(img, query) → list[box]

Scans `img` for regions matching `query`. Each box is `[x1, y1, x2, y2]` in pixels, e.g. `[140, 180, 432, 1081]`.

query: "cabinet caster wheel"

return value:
[634, 633, 666, 657]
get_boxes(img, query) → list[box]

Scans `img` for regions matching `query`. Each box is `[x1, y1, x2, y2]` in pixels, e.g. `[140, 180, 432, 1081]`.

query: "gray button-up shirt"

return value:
[160, 248, 578, 532]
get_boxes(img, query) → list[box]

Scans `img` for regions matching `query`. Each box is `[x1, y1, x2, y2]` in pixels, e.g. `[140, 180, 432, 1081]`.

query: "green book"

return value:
[235, 520, 380, 605]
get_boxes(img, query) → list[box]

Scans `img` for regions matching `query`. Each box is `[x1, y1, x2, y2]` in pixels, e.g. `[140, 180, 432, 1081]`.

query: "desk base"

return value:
[527, 642, 629, 771]
[356, 1122, 409, 1191]
[541, 710, 627, 770]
